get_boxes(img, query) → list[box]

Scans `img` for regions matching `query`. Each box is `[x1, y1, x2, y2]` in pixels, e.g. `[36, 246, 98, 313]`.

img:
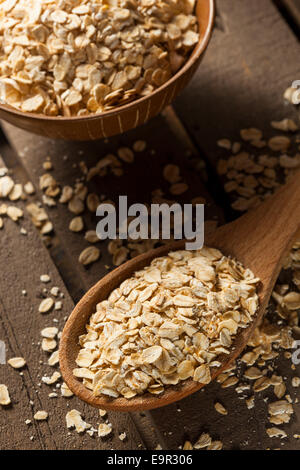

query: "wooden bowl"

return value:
[0, 0, 214, 141]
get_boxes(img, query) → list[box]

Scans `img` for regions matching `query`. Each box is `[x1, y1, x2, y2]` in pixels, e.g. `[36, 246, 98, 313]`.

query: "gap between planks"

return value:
[274, 0, 300, 34]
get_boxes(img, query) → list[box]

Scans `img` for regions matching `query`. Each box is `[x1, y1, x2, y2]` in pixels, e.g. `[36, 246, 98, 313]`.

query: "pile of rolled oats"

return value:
[0, 0, 199, 116]
[74, 247, 260, 399]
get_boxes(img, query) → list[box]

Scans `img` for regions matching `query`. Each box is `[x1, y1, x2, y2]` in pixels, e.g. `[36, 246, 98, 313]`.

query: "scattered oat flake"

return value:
[274, 383, 286, 399]
[84, 230, 99, 243]
[271, 119, 298, 132]
[268, 136, 291, 152]
[48, 350, 59, 366]
[8, 357, 26, 369]
[0, 176, 14, 198]
[253, 376, 271, 393]
[50, 287, 59, 297]
[266, 427, 287, 439]
[41, 327, 58, 339]
[118, 147, 134, 163]
[0, 384, 11, 405]
[42, 371, 61, 385]
[241, 128, 263, 141]
[7, 206, 23, 221]
[217, 139, 231, 150]
[183, 441, 193, 450]
[221, 376, 239, 388]
[41, 338, 57, 352]
[79, 246, 100, 266]
[214, 402, 228, 415]
[61, 382, 73, 397]
[292, 377, 300, 388]
[113, 246, 129, 267]
[98, 422, 112, 437]
[194, 433, 212, 449]
[66, 409, 91, 433]
[24, 182, 35, 195]
[170, 182, 188, 195]
[208, 441, 223, 450]
[69, 216, 84, 232]
[39, 298, 54, 313]
[68, 197, 84, 215]
[284, 87, 298, 104]
[163, 164, 181, 184]
[244, 367, 263, 380]
[9, 184, 22, 201]
[54, 301, 62, 310]
[268, 400, 294, 418]
[34, 411, 48, 421]
[133, 141, 146, 152]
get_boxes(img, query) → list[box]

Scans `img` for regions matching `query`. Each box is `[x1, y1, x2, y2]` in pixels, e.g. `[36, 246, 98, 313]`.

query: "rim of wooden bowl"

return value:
[0, 0, 215, 124]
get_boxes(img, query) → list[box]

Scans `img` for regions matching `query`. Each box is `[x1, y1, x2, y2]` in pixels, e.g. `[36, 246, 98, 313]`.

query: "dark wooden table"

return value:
[1, 0, 300, 450]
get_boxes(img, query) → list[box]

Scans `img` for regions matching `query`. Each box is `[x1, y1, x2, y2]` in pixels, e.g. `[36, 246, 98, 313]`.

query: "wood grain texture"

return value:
[0, 0, 214, 141]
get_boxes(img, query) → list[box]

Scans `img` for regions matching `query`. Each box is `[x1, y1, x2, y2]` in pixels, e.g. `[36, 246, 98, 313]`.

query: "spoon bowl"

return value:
[0, 0, 214, 141]
[60, 172, 300, 411]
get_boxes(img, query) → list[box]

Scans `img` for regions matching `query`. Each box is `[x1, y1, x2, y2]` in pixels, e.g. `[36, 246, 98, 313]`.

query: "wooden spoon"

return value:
[60, 171, 300, 411]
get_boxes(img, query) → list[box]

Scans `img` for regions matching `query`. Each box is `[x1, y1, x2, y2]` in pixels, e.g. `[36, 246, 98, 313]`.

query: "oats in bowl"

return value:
[74, 247, 260, 399]
[0, 0, 199, 117]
